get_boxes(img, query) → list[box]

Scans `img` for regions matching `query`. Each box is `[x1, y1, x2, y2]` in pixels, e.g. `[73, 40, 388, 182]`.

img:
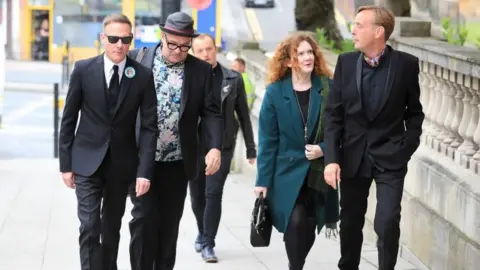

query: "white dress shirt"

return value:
[104, 54, 126, 87]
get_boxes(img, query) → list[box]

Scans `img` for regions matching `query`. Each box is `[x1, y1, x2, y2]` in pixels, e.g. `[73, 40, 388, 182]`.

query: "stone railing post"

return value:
[465, 77, 480, 155]
[440, 70, 456, 150]
[427, 64, 443, 147]
[420, 63, 435, 142]
[447, 73, 464, 157]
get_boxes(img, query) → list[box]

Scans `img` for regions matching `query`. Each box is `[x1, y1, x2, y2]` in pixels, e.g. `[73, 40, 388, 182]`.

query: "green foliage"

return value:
[316, 27, 355, 54]
[346, 22, 352, 33]
[476, 37, 480, 50]
[441, 17, 469, 46]
[458, 26, 469, 46]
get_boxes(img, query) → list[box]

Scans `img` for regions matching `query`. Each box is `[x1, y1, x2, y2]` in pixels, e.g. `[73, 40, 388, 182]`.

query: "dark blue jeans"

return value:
[189, 149, 234, 248]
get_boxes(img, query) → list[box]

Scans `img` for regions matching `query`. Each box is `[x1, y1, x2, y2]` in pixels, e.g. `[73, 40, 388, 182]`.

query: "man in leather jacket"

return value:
[189, 34, 257, 263]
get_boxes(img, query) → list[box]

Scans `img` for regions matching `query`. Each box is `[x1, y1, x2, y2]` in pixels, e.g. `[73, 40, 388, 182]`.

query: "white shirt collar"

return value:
[104, 54, 127, 81]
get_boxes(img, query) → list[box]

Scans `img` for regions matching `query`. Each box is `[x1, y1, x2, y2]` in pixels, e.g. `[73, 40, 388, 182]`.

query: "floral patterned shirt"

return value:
[152, 46, 185, 161]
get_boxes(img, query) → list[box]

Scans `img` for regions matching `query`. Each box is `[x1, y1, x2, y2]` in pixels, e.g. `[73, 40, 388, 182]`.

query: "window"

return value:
[52, 0, 122, 47]
[134, 0, 161, 48]
[29, 0, 50, 6]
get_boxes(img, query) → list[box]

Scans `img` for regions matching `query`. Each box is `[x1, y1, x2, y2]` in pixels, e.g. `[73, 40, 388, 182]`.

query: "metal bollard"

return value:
[54, 83, 59, 158]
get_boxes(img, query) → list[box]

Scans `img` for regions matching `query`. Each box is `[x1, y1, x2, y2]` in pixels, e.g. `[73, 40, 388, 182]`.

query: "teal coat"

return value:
[255, 74, 339, 234]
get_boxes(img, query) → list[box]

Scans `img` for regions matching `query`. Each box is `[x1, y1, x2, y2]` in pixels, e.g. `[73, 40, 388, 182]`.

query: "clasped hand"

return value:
[305, 144, 323, 160]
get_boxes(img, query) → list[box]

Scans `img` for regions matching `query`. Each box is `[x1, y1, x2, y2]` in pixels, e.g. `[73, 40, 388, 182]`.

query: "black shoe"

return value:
[194, 234, 203, 253]
[201, 246, 218, 263]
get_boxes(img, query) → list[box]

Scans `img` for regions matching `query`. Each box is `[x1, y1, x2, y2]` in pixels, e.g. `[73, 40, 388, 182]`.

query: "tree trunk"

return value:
[378, 0, 411, 17]
[295, 0, 344, 49]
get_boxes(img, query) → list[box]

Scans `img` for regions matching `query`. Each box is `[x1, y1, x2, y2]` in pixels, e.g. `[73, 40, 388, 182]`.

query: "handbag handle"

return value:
[253, 193, 267, 230]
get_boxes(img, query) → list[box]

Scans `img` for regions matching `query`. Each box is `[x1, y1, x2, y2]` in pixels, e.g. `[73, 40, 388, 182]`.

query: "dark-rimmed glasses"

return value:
[164, 34, 191, 52]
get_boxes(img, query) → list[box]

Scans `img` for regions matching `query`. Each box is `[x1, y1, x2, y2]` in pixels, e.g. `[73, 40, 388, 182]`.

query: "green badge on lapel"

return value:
[124, 66, 135, 78]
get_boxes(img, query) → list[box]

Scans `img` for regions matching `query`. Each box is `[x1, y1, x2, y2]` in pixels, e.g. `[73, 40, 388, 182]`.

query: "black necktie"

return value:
[107, 65, 119, 115]
[109, 65, 119, 95]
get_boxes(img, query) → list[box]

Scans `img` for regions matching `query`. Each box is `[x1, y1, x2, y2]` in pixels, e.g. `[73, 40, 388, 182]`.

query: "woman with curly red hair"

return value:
[253, 32, 339, 269]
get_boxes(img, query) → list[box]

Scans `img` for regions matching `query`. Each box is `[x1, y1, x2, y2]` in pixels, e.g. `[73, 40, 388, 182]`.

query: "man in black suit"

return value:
[59, 14, 158, 270]
[128, 12, 223, 270]
[323, 6, 424, 270]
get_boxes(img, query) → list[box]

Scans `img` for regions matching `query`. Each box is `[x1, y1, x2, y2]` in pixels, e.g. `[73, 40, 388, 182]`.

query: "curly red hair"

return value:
[266, 32, 333, 84]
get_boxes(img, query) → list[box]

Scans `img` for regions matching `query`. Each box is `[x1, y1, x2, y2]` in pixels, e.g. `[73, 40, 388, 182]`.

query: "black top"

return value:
[361, 47, 391, 120]
[213, 63, 223, 96]
[294, 88, 311, 124]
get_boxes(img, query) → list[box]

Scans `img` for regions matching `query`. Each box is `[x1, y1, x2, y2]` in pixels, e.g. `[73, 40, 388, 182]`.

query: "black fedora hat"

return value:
[159, 12, 199, 38]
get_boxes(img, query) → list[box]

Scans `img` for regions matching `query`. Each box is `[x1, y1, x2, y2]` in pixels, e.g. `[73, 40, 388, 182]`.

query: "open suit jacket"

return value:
[59, 54, 158, 180]
[128, 44, 223, 180]
[324, 46, 425, 178]
[255, 74, 338, 233]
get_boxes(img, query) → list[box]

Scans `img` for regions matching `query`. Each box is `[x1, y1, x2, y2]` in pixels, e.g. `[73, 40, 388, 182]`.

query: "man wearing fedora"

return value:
[129, 12, 223, 270]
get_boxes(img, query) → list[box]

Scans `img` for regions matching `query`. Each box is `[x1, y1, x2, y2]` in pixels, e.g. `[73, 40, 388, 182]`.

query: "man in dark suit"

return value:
[323, 6, 424, 270]
[189, 34, 257, 262]
[59, 14, 158, 270]
[128, 12, 223, 270]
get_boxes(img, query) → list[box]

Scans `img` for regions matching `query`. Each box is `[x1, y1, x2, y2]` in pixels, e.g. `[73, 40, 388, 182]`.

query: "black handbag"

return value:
[250, 193, 273, 247]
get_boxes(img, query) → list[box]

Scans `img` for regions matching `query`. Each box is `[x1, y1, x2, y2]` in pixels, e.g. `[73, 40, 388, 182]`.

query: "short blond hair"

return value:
[357, 5, 395, 41]
[103, 14, 132, 29]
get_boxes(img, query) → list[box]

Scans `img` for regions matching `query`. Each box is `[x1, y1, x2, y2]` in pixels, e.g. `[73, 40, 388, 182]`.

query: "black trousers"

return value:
[338, 167, 407, 270]
[152, 160, 189, 270]
[74, 150, 155, 270]
[284, 182, 317, 270]
[189, 149, 234, 248]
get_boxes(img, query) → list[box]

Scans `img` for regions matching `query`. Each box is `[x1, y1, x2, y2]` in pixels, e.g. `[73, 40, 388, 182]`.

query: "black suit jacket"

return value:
[128, 44, 223, 180]
[59, 54, 158, 180]
[324, 47, 425, 178]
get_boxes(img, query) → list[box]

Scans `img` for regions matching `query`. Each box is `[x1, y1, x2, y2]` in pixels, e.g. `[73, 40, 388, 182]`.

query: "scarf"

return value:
[306, 75, 339, 238]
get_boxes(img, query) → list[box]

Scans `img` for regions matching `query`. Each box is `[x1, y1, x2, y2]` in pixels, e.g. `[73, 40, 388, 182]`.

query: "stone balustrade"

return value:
[389, 38, 480, 174]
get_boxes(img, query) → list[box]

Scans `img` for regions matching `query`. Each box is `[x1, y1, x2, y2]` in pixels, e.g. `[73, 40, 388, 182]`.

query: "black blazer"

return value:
[324, 46, 425, 178]
[129, 44, 223, 180]
[59, 55, 158, 180]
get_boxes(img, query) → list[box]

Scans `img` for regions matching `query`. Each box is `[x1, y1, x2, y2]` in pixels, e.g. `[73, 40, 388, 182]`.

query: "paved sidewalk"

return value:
[0, 158, 420, 270]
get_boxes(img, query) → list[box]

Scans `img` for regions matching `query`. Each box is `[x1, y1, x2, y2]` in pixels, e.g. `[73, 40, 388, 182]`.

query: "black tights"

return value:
[284, 185, 317, 270]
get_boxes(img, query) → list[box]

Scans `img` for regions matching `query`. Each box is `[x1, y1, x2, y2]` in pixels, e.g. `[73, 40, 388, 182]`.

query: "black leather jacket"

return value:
[200, 63, 256, 158]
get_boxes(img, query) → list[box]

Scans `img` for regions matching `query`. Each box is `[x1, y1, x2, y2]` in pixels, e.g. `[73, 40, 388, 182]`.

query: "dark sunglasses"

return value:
[106, 35, 133, 44]
[164, 34, 191, 52]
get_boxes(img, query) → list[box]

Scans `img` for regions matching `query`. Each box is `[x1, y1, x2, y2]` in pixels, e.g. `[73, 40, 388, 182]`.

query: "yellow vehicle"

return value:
[21, 0, 159, 63]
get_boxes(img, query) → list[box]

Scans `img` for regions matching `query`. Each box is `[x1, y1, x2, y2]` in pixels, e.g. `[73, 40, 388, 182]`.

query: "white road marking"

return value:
[244, 8, 264, 41]
[2, 96, 52, 125]
[0, 125, 54, 135]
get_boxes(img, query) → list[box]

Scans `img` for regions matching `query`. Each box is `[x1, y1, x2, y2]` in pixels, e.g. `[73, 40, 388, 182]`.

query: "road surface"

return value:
[240, 0, 353, 53]
[0, 90, 57, 159]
